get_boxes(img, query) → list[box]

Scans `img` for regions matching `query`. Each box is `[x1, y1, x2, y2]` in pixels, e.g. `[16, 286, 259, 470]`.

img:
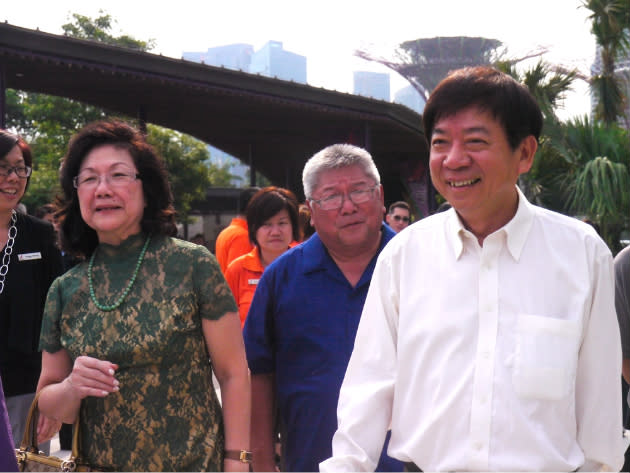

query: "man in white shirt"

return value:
[320, 66, 625, 472]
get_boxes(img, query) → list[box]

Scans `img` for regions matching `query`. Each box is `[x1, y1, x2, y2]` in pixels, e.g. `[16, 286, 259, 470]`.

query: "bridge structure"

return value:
[0, 22, 434, 214]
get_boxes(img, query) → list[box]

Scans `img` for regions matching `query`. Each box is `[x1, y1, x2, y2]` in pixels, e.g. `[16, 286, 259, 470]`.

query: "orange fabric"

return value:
[215, 217, 253, 274]
[225, 247, 264, 328]
[225, 242, 299, 328]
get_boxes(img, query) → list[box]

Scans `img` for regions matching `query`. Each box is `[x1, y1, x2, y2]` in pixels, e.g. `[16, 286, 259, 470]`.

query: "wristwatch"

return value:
[224, 449, 253, 463]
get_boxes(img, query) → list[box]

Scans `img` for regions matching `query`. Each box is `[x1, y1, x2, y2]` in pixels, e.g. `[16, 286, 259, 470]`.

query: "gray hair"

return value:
[302, 144, 380, 199]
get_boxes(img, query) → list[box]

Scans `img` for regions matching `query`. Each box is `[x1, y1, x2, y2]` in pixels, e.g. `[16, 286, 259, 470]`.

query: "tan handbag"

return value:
[14, 392, 101, 472]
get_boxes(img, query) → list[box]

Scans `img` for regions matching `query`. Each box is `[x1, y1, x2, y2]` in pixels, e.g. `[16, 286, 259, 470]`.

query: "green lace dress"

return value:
[39, 233, 238, 471]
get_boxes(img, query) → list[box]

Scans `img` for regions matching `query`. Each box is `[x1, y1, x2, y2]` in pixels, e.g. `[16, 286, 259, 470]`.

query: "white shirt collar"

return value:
[445, 186, 534, 261]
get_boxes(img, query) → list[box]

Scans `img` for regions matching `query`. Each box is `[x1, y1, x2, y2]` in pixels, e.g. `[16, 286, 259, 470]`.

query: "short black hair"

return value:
[388, 201, 410, 214]
[422, 66, 543, 151]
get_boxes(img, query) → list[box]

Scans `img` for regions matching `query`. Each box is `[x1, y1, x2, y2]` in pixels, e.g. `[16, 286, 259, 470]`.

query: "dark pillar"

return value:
[137, 105, 147, 135]
[0, 64, 6, 129]
[363, 122, 372, 152]
[249, 144, 256, 187]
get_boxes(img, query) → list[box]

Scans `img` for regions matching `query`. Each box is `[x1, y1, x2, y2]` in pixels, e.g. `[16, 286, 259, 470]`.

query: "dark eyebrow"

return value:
[432, 127, 447, 136]
[463, 126, 491, 136]
[432, 126, 491, 136]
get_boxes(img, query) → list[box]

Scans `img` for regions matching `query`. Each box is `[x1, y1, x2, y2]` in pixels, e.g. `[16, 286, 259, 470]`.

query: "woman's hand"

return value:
[36, 414, 61, 445]
[35, 355, 119, 443]
[65, 355, 119, 400]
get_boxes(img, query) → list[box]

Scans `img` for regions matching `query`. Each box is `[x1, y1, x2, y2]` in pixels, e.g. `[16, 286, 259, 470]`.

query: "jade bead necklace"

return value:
[88, 235, 151, 312]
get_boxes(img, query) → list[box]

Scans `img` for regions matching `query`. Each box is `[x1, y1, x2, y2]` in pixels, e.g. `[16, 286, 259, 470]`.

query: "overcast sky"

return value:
[3, 0, 595, 119]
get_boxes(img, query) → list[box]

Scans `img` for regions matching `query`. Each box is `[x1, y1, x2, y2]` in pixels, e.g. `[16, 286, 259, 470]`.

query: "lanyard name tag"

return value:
[18, 252, 42, 261]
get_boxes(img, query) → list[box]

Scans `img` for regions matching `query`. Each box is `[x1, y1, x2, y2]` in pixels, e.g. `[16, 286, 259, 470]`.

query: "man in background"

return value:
[384, 201, 411, 233]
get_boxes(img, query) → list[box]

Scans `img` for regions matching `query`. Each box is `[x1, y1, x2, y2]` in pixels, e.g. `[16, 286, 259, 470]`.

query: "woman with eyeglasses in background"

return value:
[0, 129, 63, 452]
[35, 120, 250, 472]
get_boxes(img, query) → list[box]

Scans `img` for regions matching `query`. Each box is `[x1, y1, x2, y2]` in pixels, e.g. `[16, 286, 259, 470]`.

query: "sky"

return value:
[2, 0, 596, 119]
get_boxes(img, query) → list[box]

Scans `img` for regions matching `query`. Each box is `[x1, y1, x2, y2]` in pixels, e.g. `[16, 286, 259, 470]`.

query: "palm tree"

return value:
[497, 61, 578, 207]
[554, 116, 630, 253]
[582, 0, 630, 126]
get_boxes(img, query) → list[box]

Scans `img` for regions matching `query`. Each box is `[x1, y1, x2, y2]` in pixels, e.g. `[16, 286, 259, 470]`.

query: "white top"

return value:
[320, 188, 625, 472]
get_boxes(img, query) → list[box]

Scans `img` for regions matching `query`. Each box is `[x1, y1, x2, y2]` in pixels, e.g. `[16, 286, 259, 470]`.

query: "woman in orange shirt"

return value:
[225, 187, 300, 328]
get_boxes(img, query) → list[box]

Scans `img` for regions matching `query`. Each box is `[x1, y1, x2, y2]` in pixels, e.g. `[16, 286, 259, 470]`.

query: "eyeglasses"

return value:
[73, 170, 140, 189]
[0, 165, 32, 179]
[392, 215, 410, 223]
[310, 185, 379, 211]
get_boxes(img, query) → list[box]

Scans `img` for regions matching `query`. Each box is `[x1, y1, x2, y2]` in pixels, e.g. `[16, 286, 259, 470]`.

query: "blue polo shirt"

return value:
[244, 225, 401, 472]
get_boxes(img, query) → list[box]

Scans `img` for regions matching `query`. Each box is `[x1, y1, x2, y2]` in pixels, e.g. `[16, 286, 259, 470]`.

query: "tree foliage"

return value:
[582, 0, 630, 126]
[146, 125, 216, 222]
[492, 61, 578, 208]
[552, 116, 630, 252]
[61, 12, 155, 52]
[6, 12, 237, 218]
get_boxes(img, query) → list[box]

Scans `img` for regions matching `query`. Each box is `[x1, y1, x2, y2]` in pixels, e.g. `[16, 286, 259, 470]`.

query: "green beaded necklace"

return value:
[88, 235, 151, 312]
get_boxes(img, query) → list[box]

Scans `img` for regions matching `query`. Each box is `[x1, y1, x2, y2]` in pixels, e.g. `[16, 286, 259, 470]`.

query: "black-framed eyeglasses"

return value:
[393, 215, 410, 223]
[310, 184, 379, 211]
[0, 165, 32, 179]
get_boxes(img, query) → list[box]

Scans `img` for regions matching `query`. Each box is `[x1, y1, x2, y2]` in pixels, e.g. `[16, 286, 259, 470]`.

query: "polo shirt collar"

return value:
[241, 246, 264, 272]
[446, 186, 534, 261]
[301, 224, 394, 275]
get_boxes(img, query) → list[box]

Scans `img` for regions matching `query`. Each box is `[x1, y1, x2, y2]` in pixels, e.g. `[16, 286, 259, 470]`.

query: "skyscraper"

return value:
[182, 44, 253, 71]
[394, 84, 426, 114]
[249, 41, 307, 83]
[353, 71, 390, 101]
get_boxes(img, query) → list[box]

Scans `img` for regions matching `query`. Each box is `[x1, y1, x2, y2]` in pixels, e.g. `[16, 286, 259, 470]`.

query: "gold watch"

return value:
[224, 449, 253, 463]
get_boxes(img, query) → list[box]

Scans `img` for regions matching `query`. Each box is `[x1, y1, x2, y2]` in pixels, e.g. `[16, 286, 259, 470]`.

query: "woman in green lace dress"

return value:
[35, 120, 251, 472]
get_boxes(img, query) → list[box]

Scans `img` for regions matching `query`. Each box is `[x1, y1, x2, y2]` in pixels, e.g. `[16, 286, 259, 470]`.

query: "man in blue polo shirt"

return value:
[243, 144, 402, 472]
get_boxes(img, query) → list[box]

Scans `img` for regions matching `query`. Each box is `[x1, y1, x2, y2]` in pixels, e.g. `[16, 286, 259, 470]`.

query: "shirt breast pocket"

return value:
[513, 314, 581, 401]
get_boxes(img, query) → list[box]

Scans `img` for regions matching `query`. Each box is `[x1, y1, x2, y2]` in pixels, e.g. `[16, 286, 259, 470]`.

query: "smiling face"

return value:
[0, 145, 28, 215]
[429, 106, 536, 239]
[77, 144, 146, 245]
[308, 164, 385, 258]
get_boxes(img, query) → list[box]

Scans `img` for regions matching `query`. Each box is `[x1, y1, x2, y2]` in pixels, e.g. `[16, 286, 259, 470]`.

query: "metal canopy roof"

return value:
[0, 22, 428, 200]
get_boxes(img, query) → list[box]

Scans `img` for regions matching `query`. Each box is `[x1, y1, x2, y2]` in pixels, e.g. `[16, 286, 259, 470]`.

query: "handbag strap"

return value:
[20, 390, 81, 460]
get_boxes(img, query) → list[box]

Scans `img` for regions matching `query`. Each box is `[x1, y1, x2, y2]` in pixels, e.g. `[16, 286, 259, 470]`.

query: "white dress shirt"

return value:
[320, 188, 625, 472]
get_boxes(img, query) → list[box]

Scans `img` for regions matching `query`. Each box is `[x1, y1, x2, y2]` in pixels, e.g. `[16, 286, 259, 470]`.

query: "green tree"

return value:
[61, 12, 155, 52]
[6, 89, 108, 211]
[496, 61, 578, 208]
[582, 0, 630, 126]
[554, 116, 630, 253]
[147, 125, 224, 222]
